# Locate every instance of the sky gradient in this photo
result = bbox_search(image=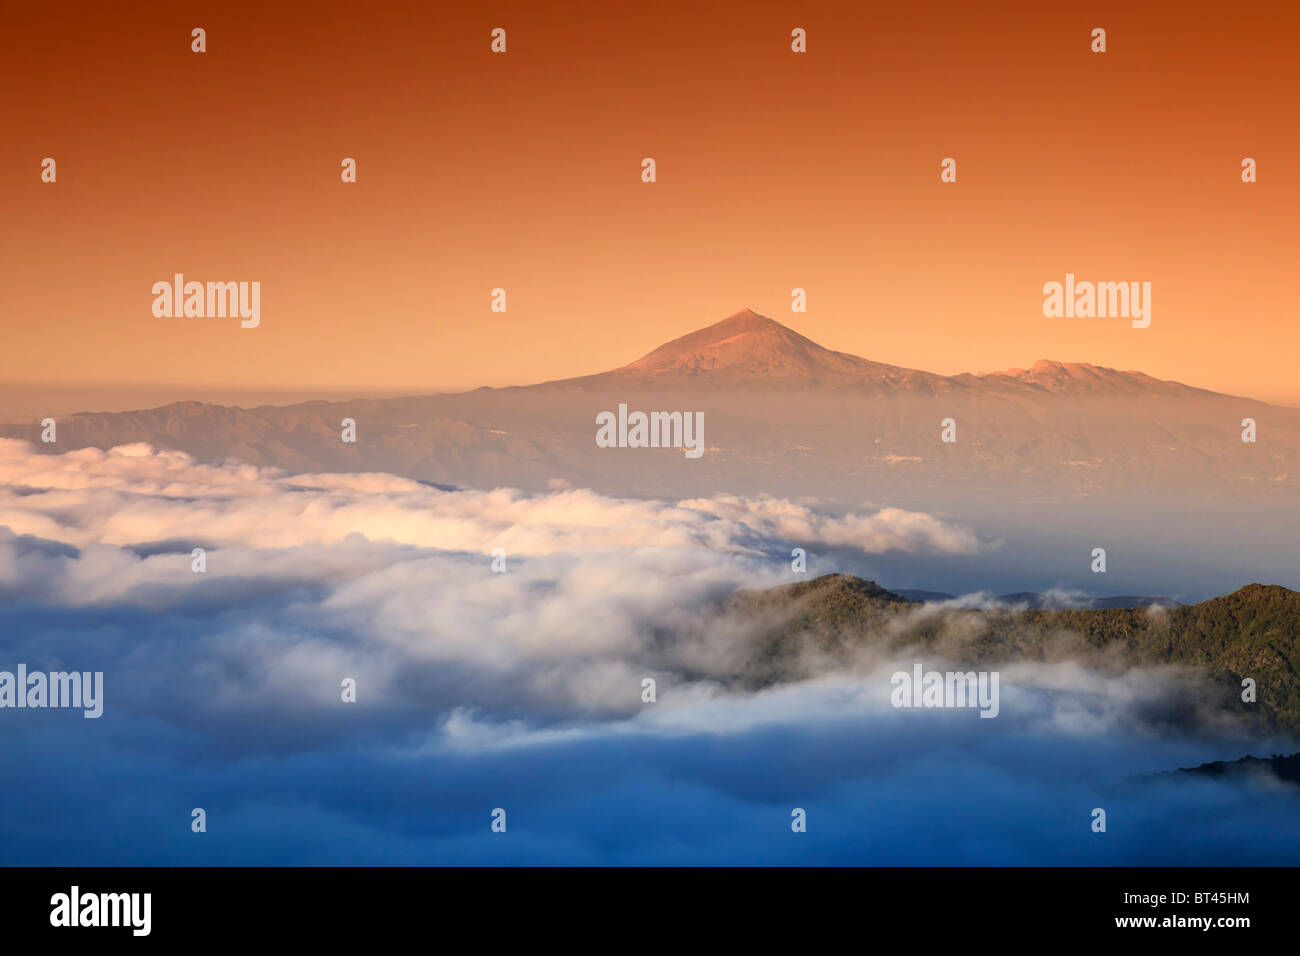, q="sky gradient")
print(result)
[4,0,1298,402]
